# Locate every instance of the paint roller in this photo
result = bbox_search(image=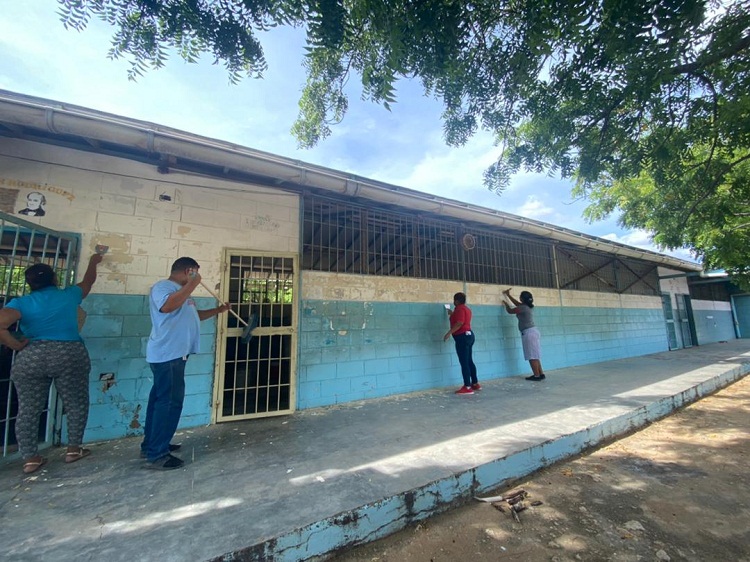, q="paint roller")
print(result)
[198,280,257,343]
